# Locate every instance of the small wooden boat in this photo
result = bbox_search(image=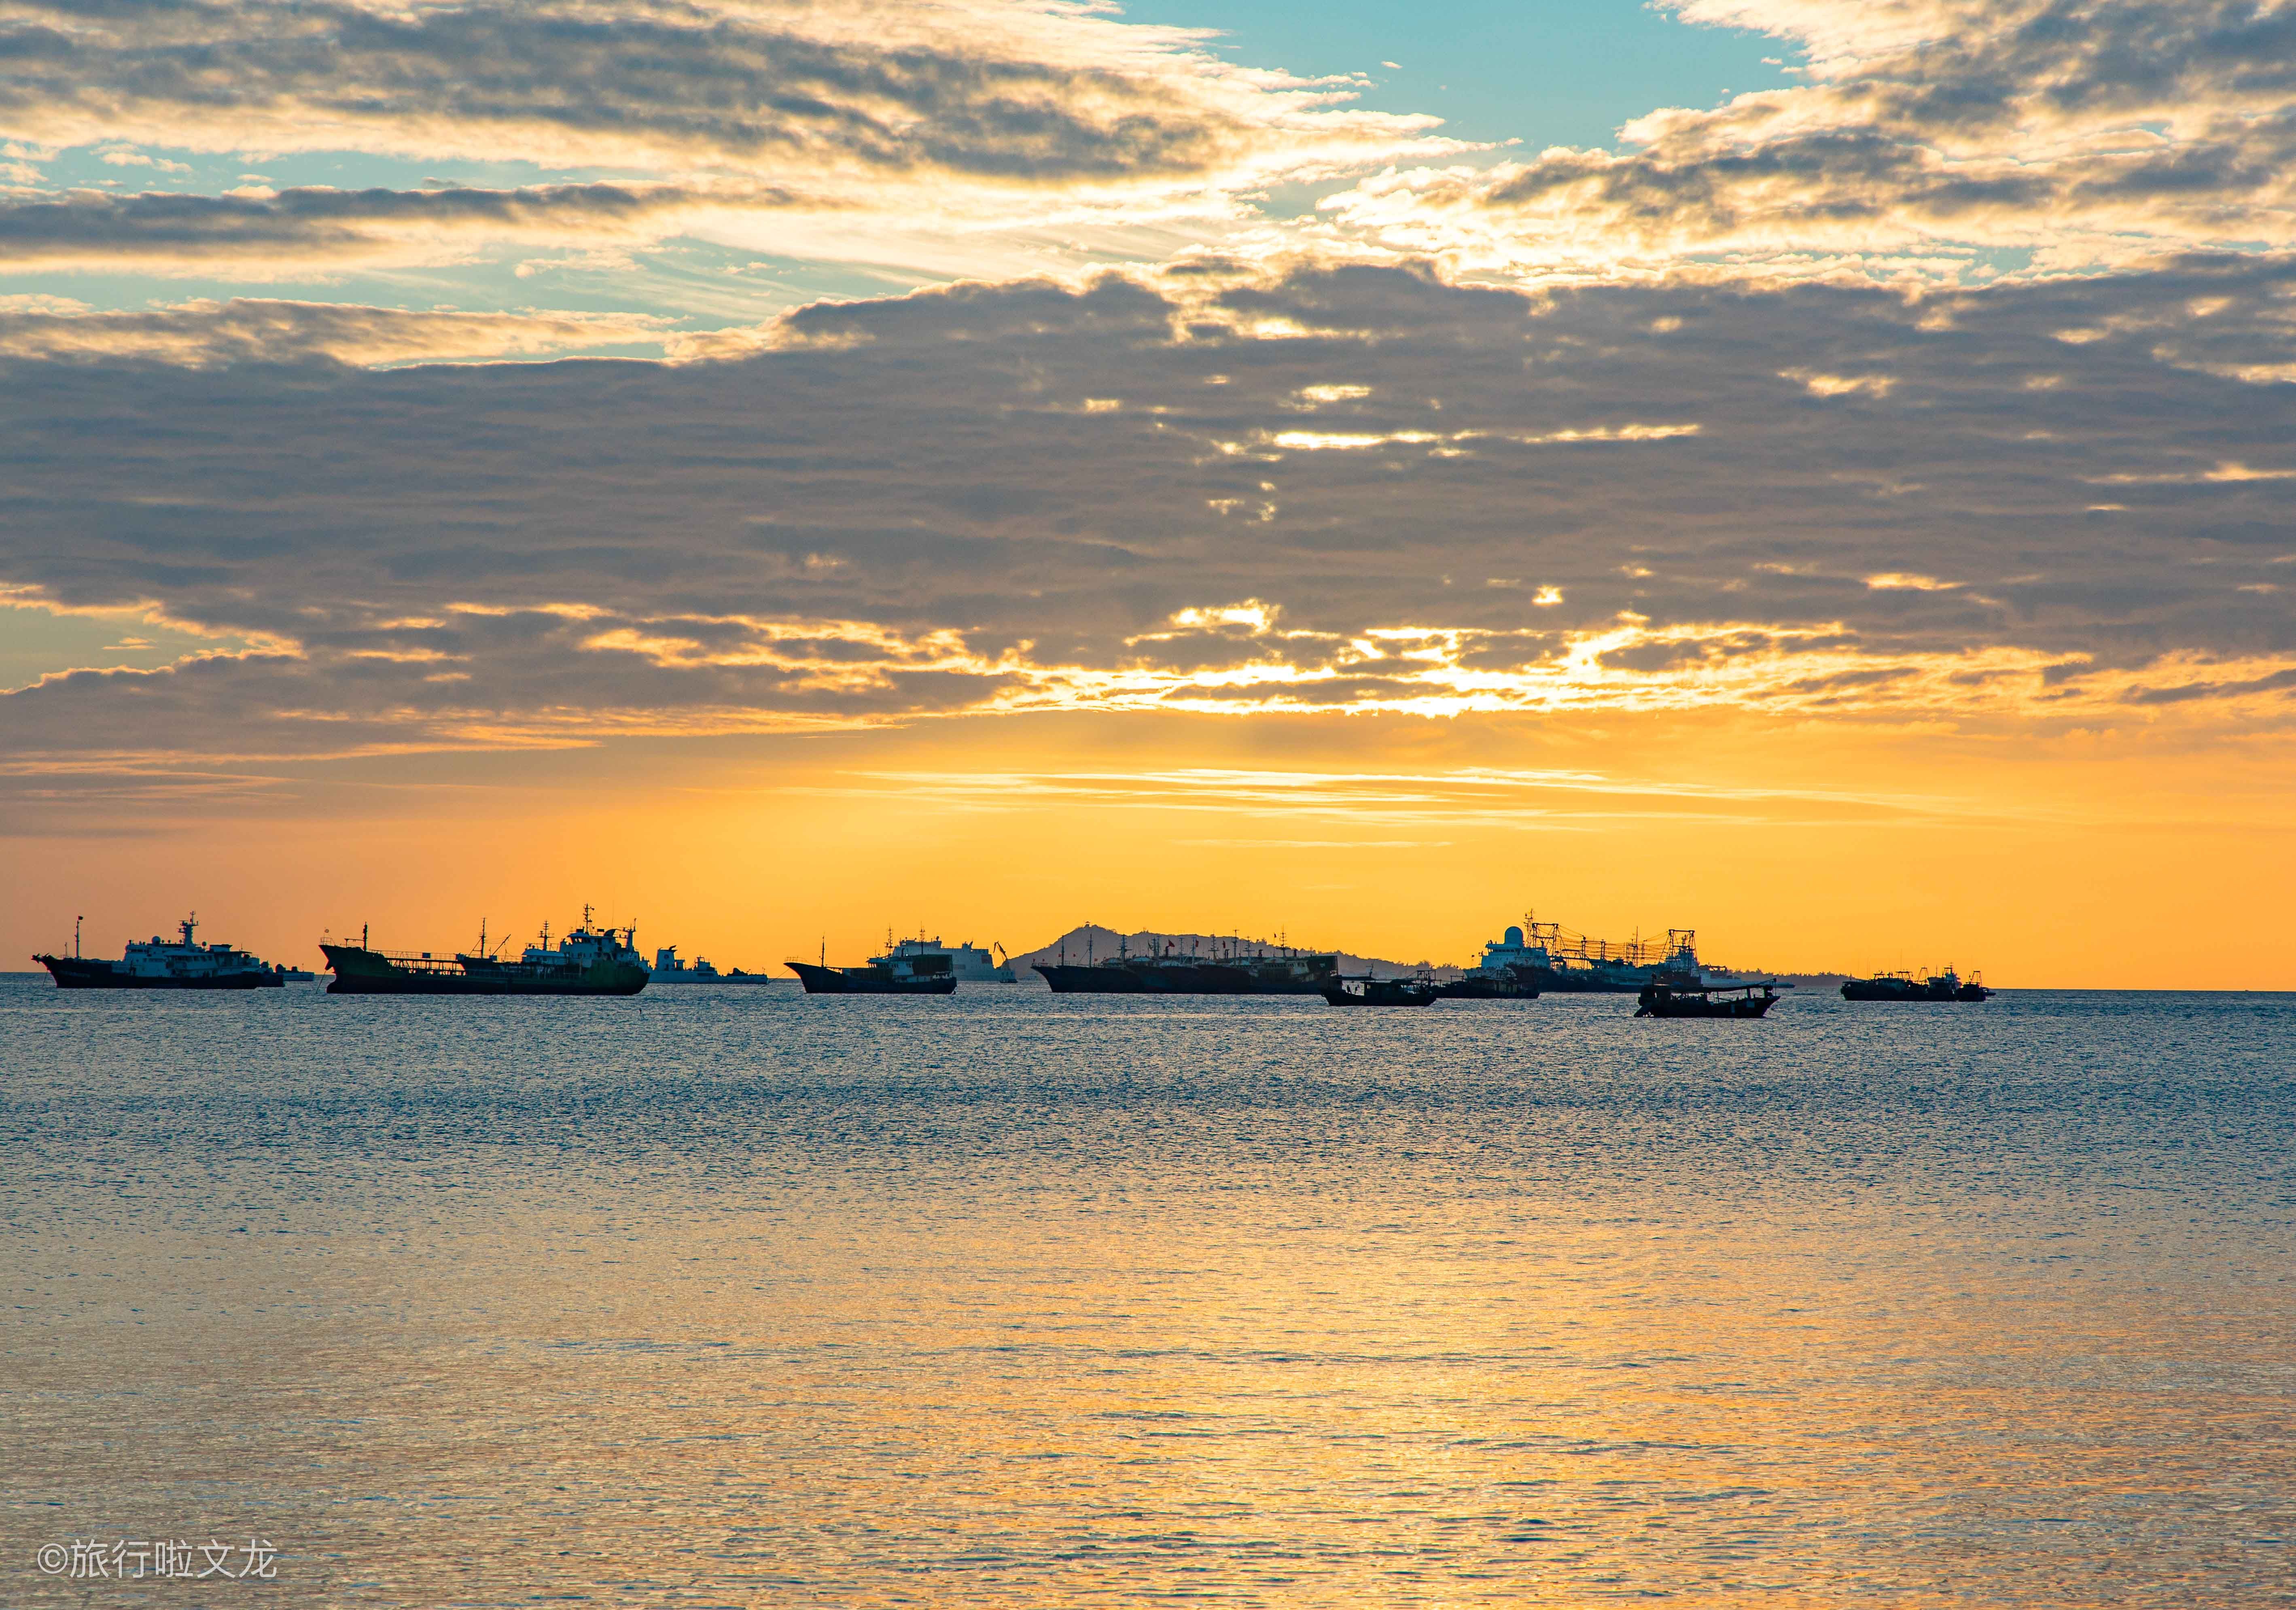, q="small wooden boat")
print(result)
[1321,975,1442,1007]
[1635,979,1780,1018]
